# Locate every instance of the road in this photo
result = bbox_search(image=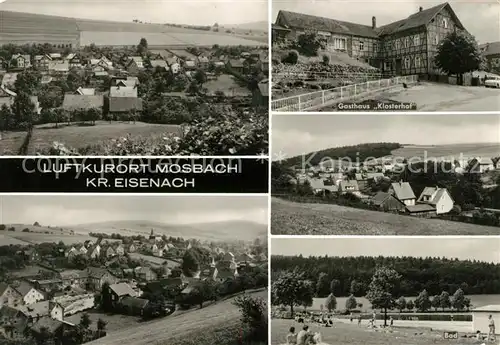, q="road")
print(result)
[86,289,267,345]
[377,83,500,112]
